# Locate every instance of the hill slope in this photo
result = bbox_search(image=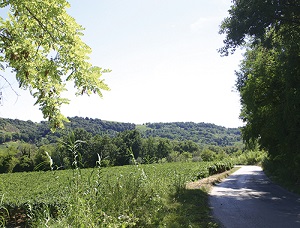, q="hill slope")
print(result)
[137,122,241,146]
[0,117,241,146]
